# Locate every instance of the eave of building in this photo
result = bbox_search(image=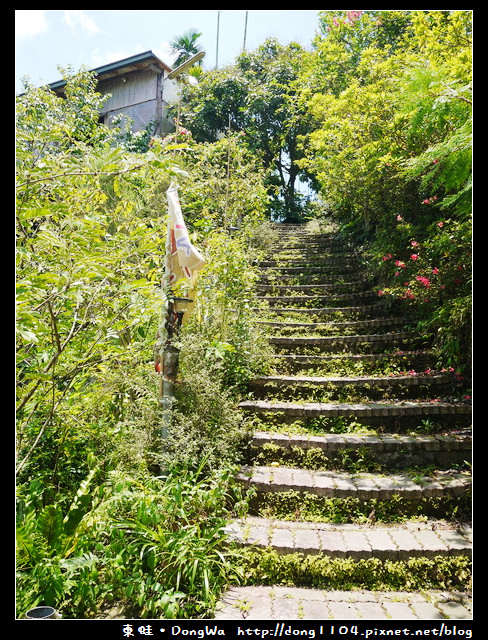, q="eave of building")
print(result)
[48,50,172,95]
